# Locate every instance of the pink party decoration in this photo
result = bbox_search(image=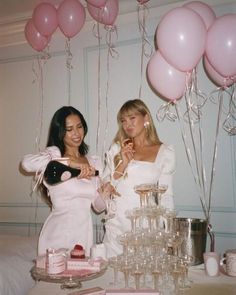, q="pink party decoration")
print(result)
[206,14,236,78]
[156,7,207,72]
[57,0,86,38]
[32,3,58,37]
[25,19,50,52]
[183,1,216,30]
[137,0,150,4]
[203,55,235,87]
[147,51,186,101]
[87,0,119,26]
[86,0,107,8]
